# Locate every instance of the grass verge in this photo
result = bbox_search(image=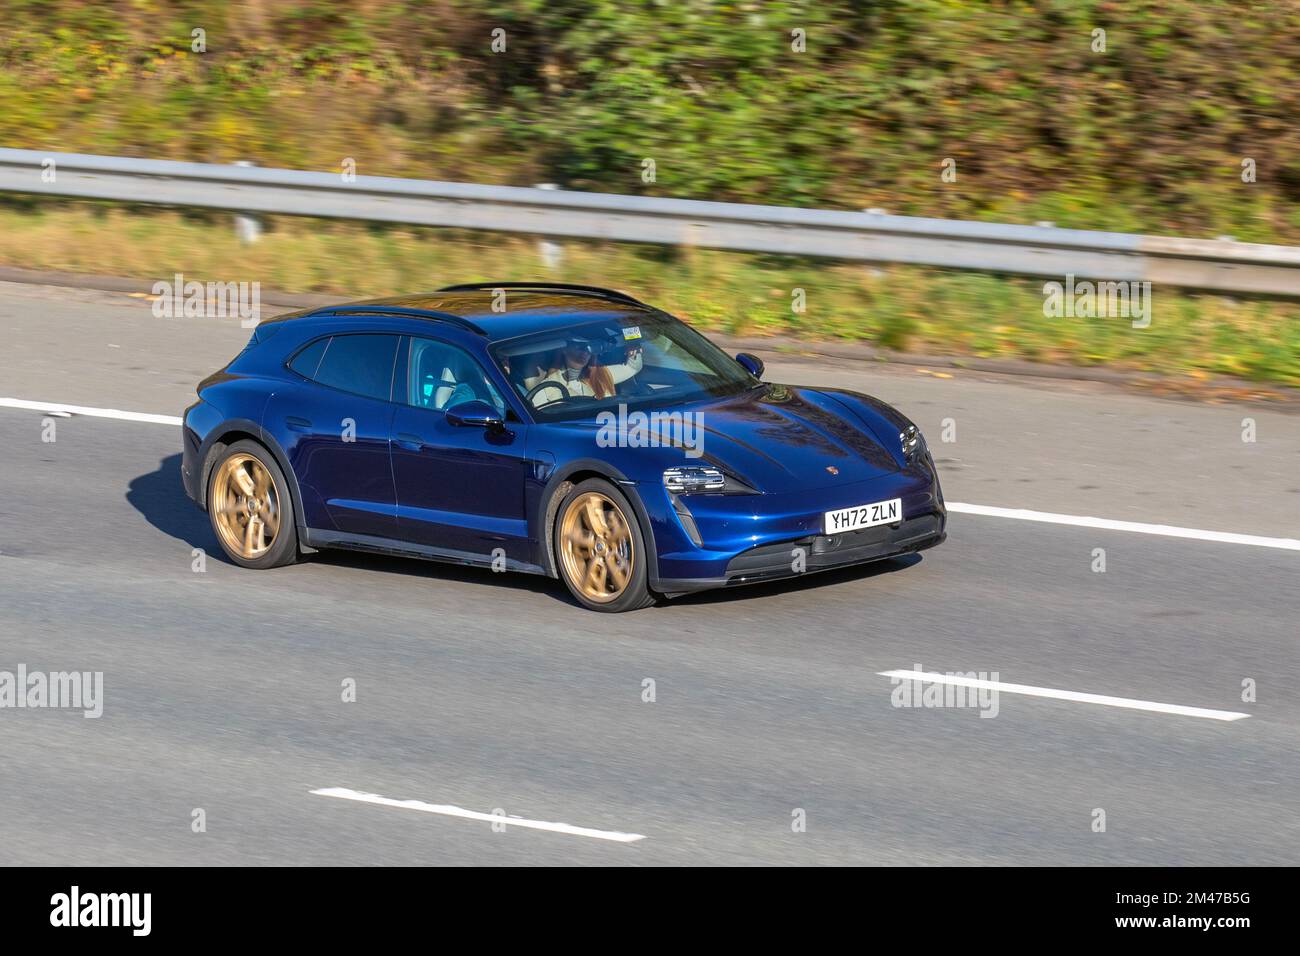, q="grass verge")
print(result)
[1,201,1296,387]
